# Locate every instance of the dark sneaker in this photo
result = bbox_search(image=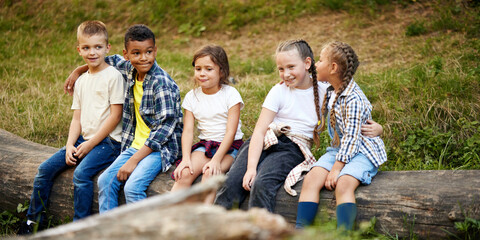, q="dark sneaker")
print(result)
[17,221,35,235]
